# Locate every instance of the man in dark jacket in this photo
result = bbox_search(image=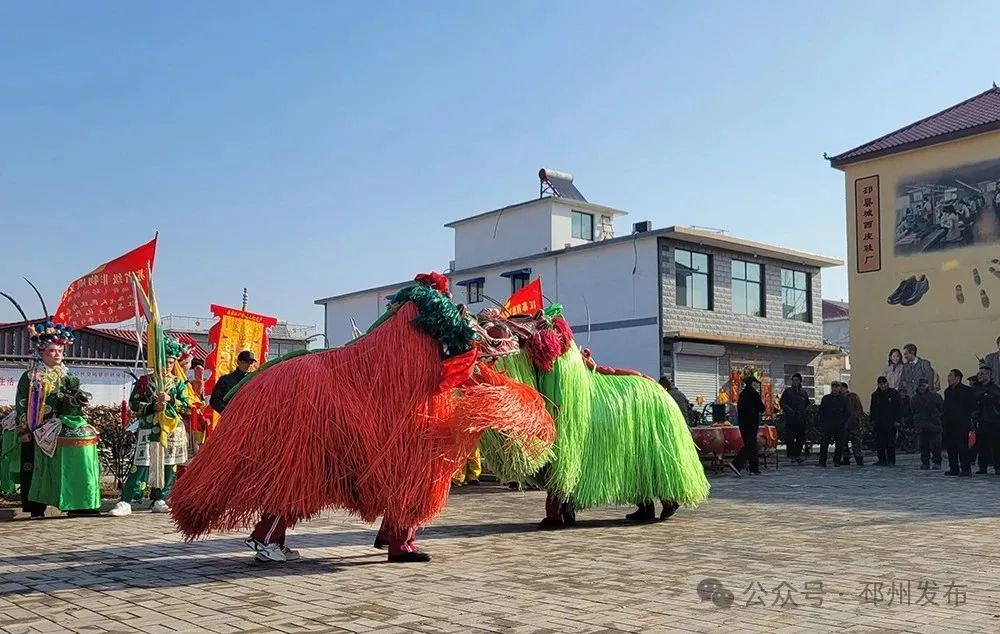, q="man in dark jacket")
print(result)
[780,373,811,464]
[870,377,902,466]
[818,382,849,467]
[911,378,943,470]
[729,378,765,476]
[943,369,976,476]
[659,376,693,425]
[974,365,1000,474]
[210,350,256,414]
